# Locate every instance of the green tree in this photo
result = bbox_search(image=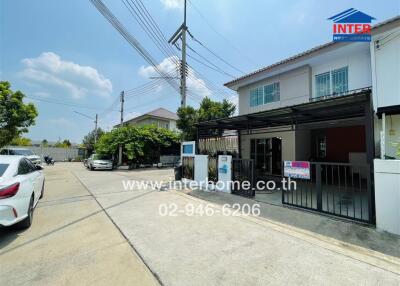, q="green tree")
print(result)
[176,105,198,141]
[54,139,71,148]
[11,137,32,146]
[0,81,38,148]
[63,139,71,148]
[95,125,180,164]
[82,128,104,154]
[41,139,49,147]
[176,97,236,141]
